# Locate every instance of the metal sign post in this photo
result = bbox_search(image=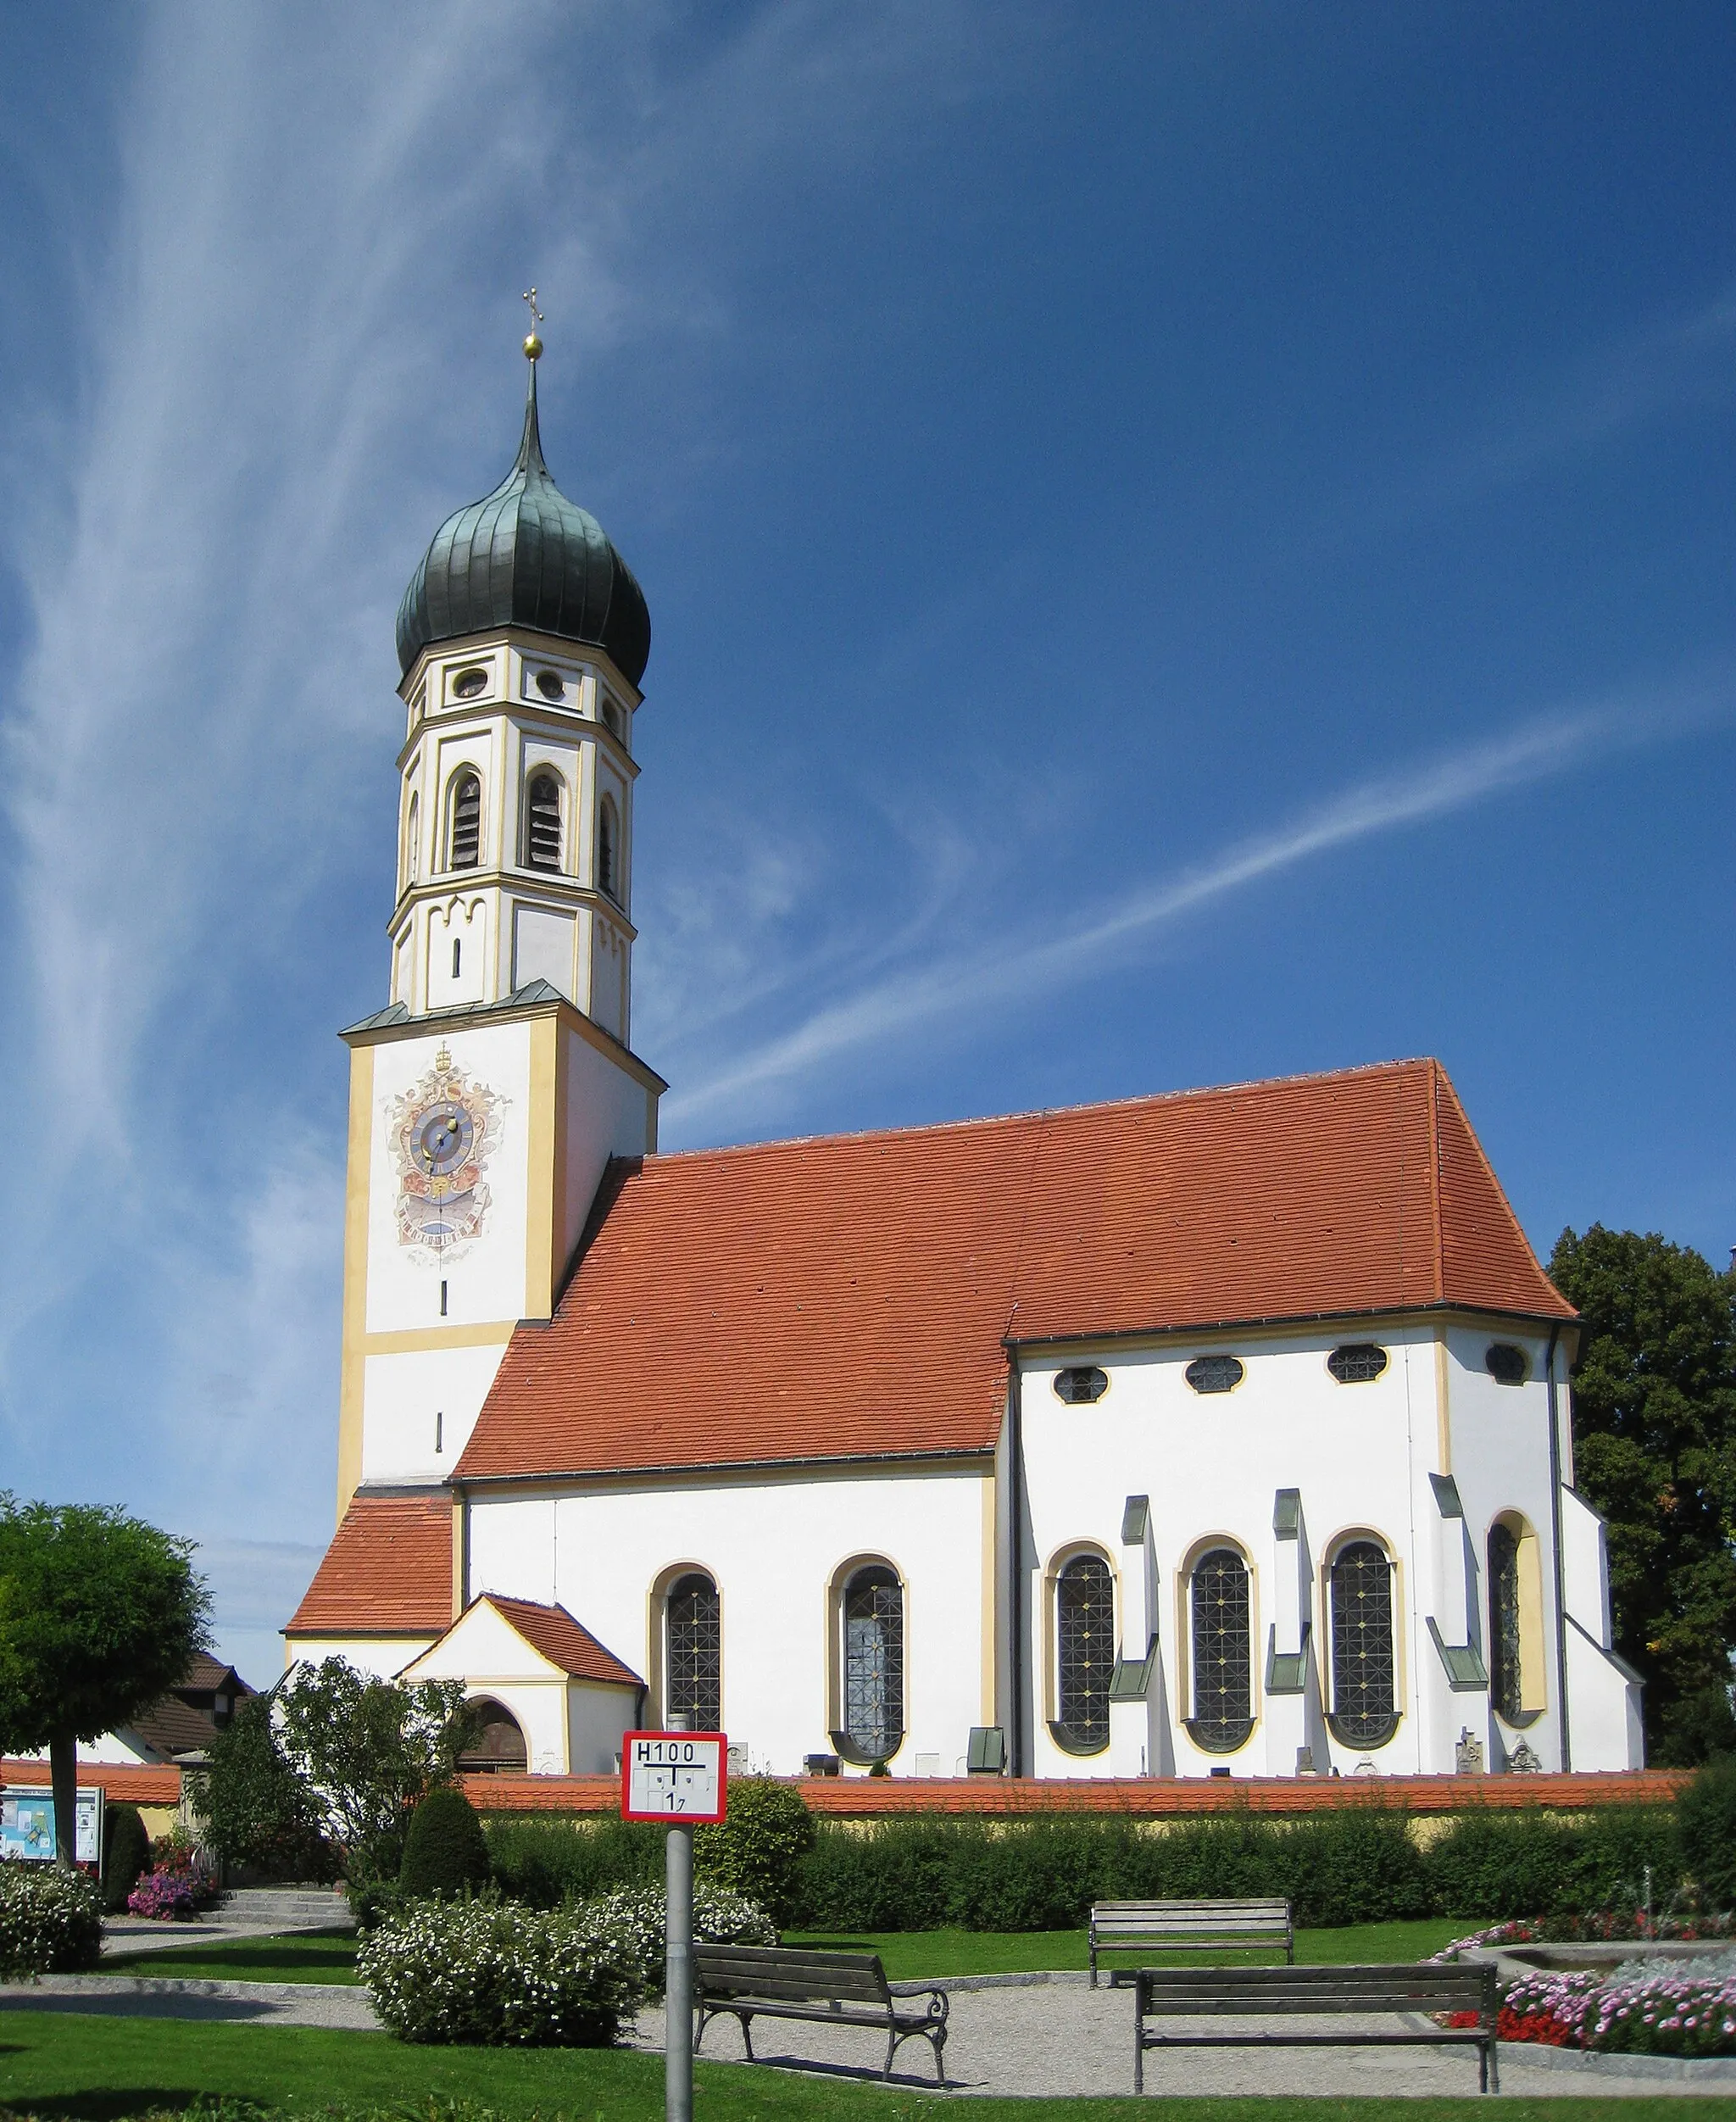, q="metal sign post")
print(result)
[620,1729,727,2122]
